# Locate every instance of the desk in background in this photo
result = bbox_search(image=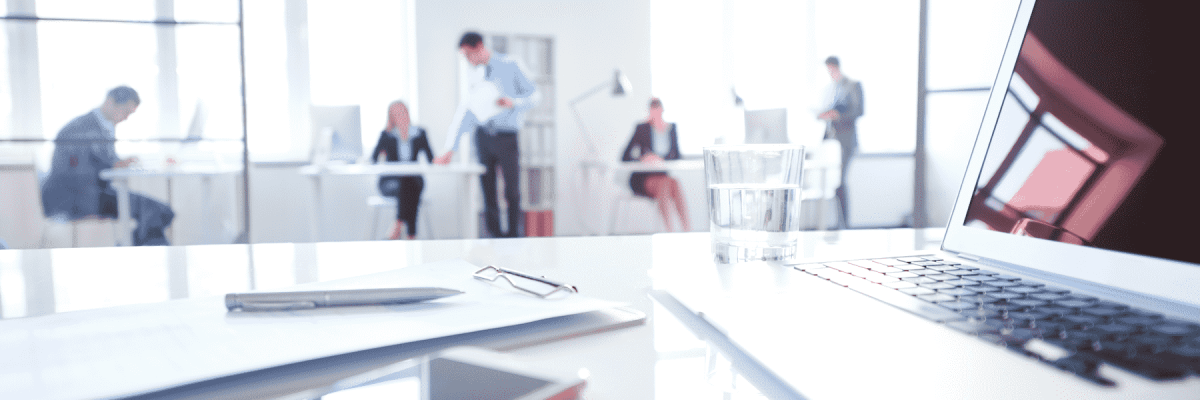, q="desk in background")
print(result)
[0,229,943,399]
[100,164,243,246]
[299,162,485,241]
[578,159,705,235]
